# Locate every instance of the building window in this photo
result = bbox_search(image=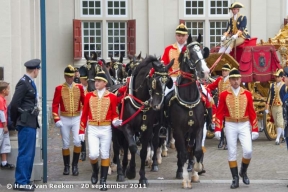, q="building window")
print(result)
[107,0,127,16]
[186,21,205,44]
[107,22,126,57]
[185,0,204,15]
[82,21,102,57]
[210,0,229,15]
[209,21,227,48]
[81,0,101,16]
